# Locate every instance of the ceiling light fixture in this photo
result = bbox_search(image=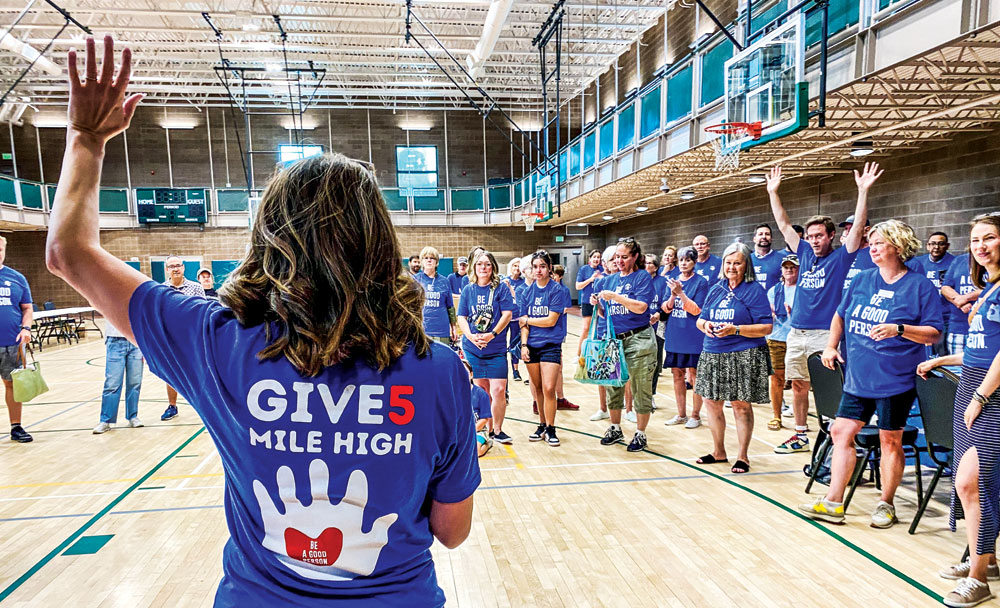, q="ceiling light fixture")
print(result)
[577,222,587,226]
[400,122,432,131]
[747,174,766,183]
[32,113,67,128]
[0,32,61,76]
[850,138,875,157]
[680,191,695,200]
[635,205,648,212]
[602,214,613,220]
